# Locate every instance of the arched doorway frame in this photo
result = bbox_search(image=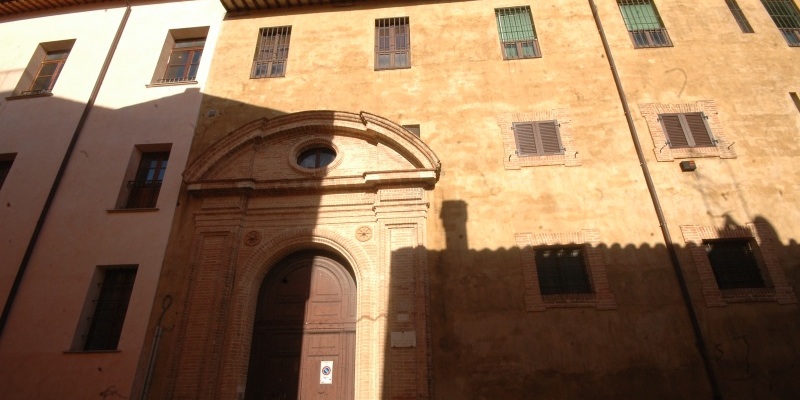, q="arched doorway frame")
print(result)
[165,110,440,400]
